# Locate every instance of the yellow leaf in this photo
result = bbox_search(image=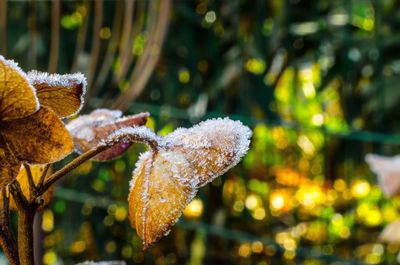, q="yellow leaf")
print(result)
[0,55,39,121]
[28,71,86,118]
[1,107,73,164]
